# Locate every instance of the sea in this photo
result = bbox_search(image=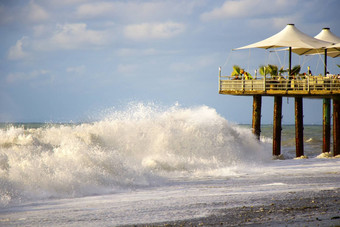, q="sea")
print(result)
[0,103,339,226]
